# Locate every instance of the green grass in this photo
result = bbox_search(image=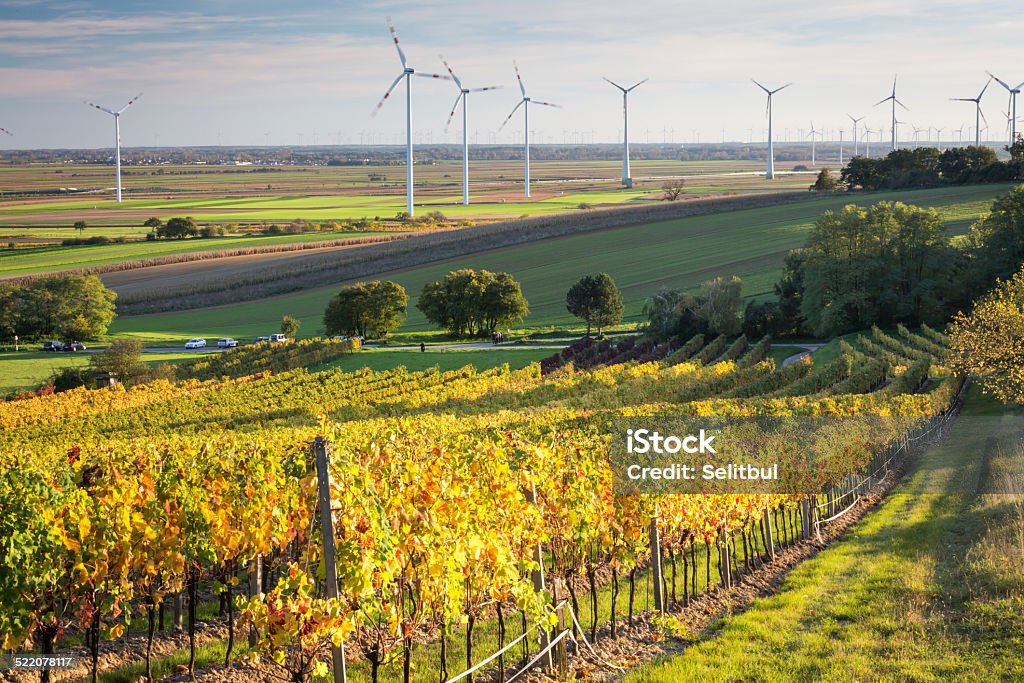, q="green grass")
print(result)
[622,385,1024,682]
[110,184,1009,345]
[0,348,218,395]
